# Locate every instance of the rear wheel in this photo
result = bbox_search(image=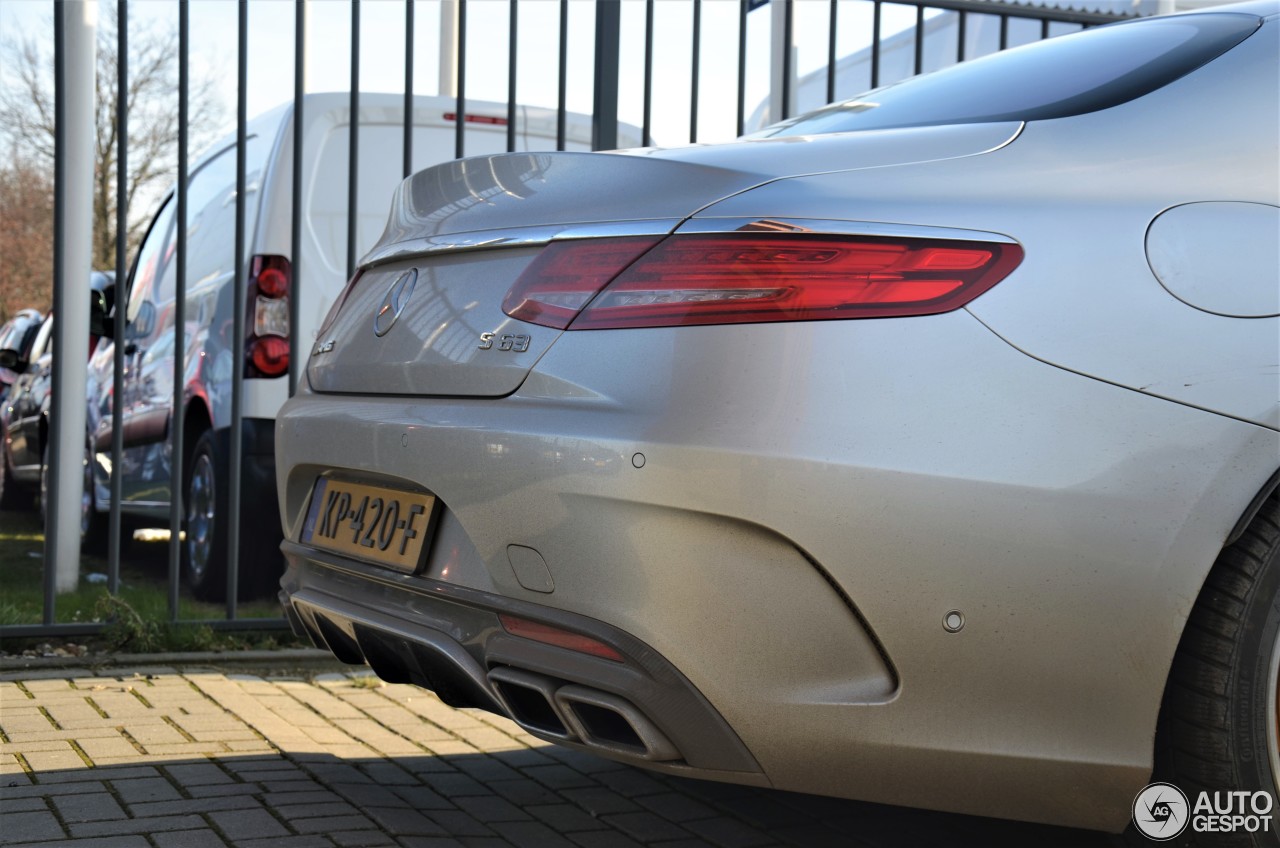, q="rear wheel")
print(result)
[38,439,106,551]
[0,448,33,510]
[182,428,282,602]
[79,441,106,553]
[1149,490,1280,846]
[183,430,228,601]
